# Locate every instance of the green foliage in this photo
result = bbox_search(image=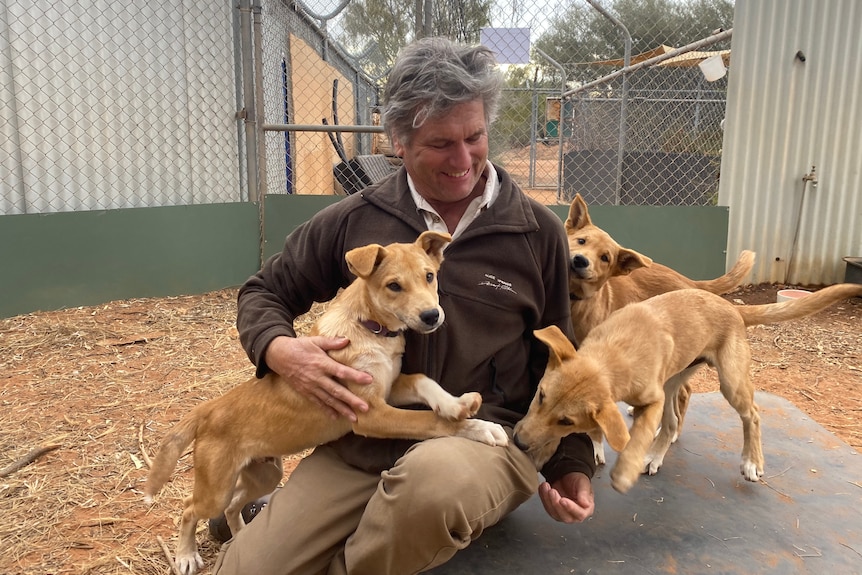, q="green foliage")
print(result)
[339,0,492,74]
[533,0,734,84]
[493,89,535,149]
